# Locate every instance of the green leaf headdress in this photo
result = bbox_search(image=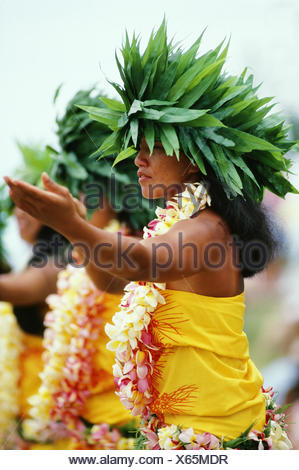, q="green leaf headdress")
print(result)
[0,143,55,268]
[53,87,155,229]
[79,19,298,202]
[0,184,11,270]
